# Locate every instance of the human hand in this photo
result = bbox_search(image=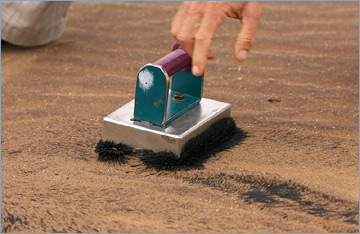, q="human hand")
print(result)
[171,1,261,76]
